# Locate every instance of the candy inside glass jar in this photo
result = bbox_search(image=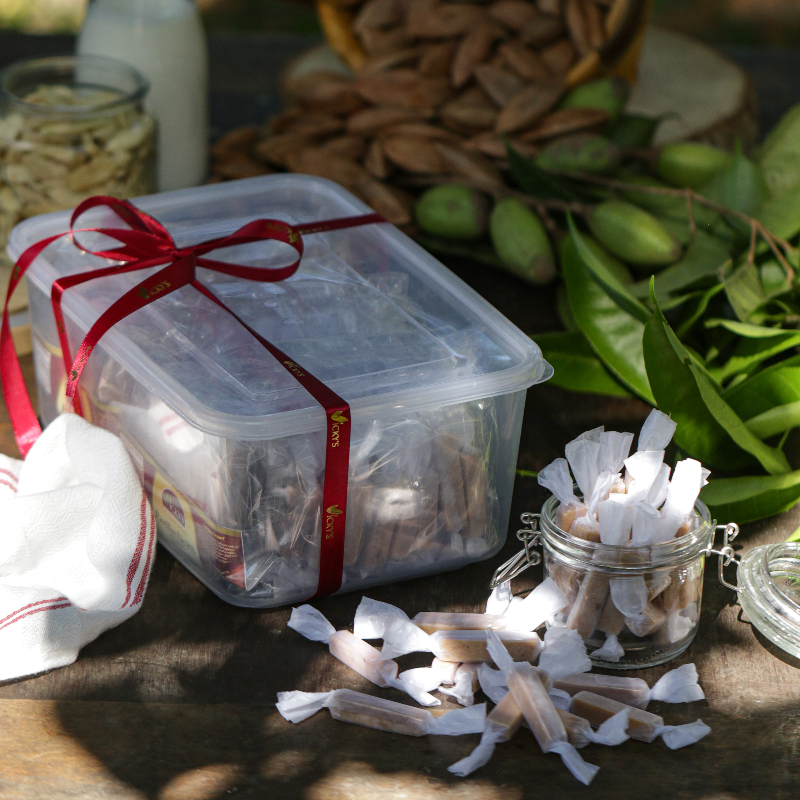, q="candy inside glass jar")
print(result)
[538,493,715,669]
[0,55,155,266]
